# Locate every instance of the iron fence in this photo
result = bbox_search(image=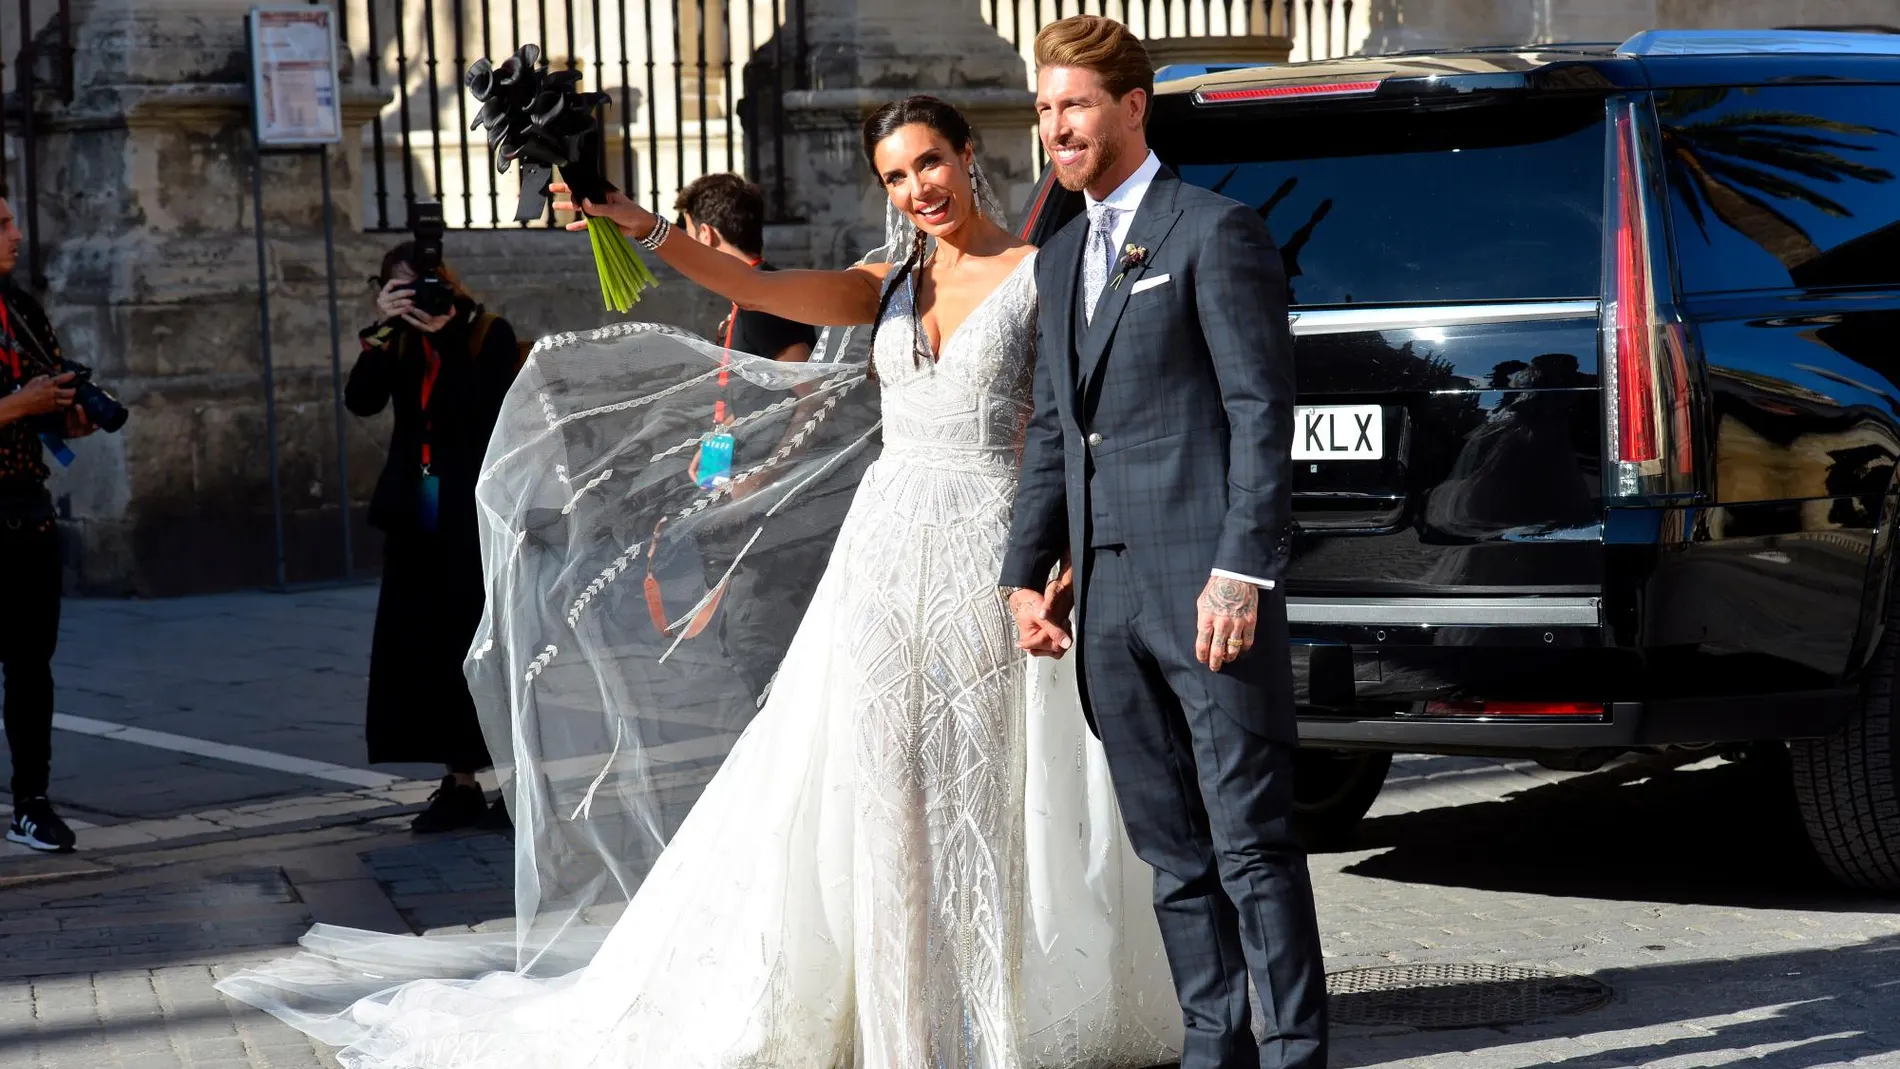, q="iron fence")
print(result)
[347,0,805,230]
[349,0,1363,233]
